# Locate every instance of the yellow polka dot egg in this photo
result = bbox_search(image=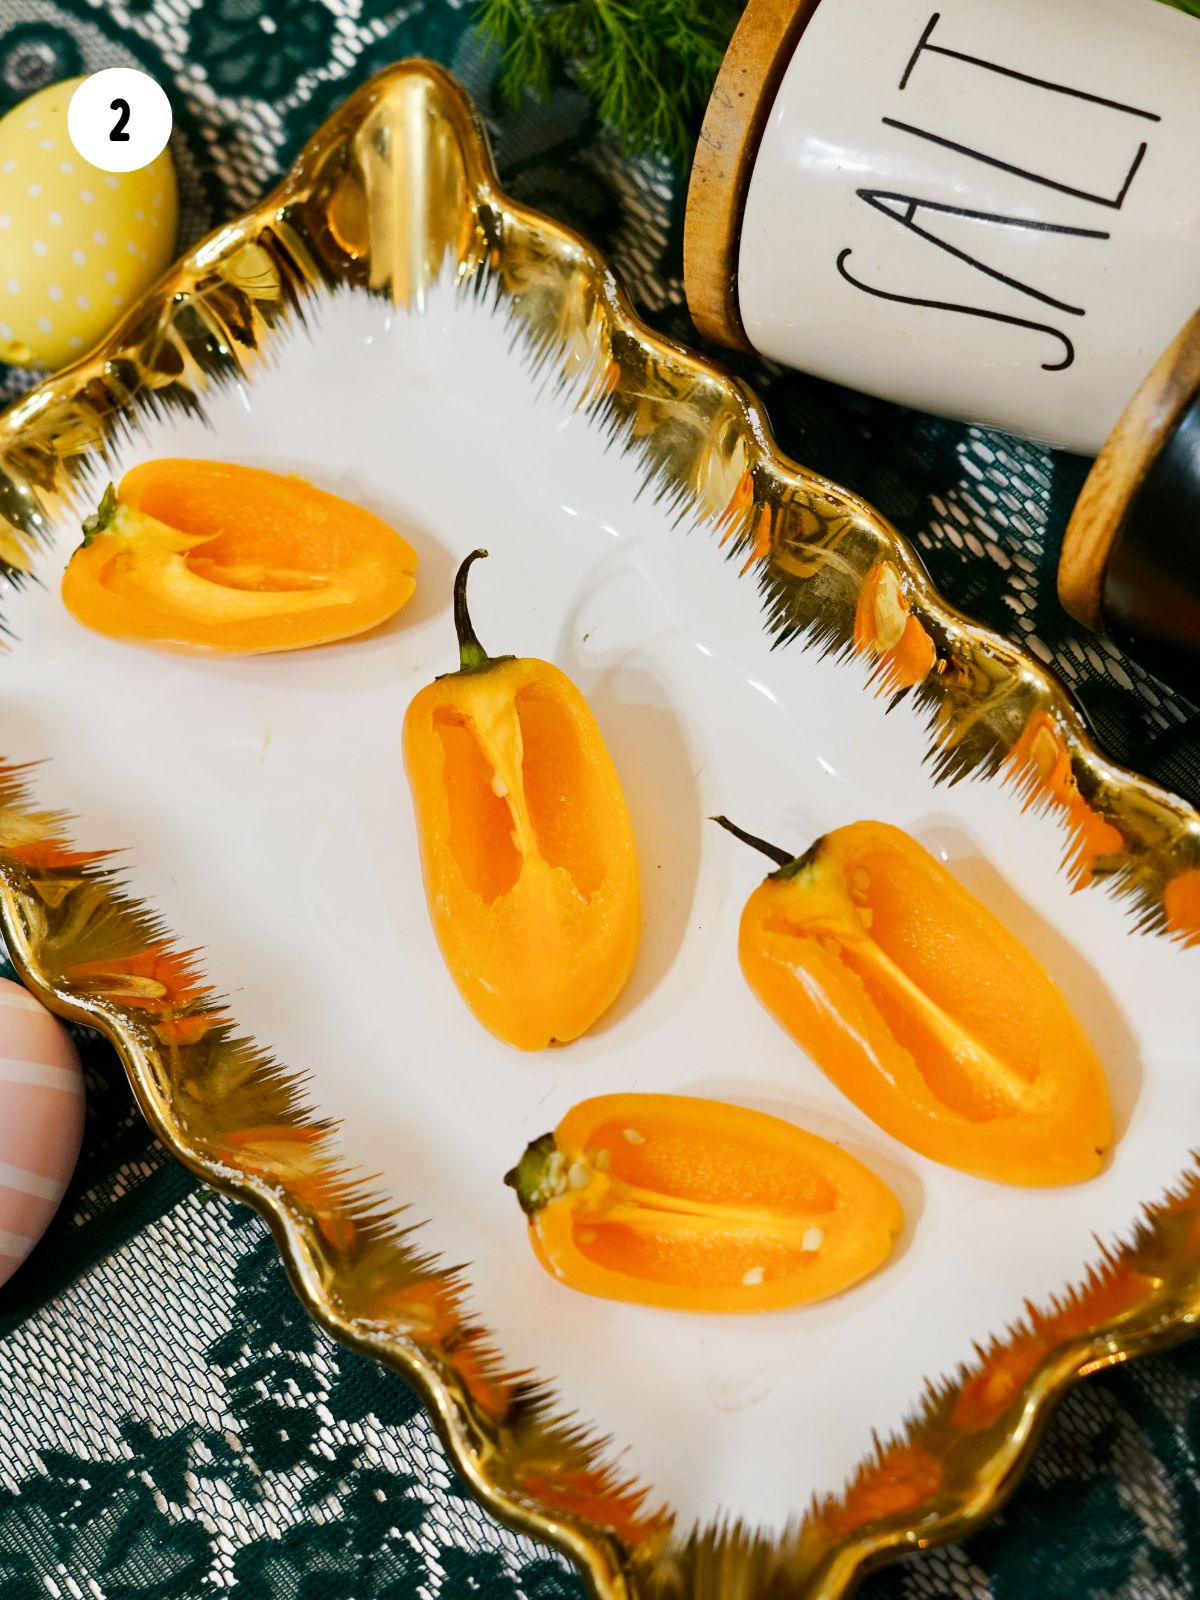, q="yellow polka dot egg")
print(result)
[0,77,177,371]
